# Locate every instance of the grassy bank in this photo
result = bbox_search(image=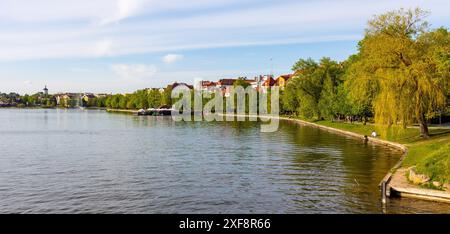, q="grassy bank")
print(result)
[288,117,450,185]
[403,133,450,184]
